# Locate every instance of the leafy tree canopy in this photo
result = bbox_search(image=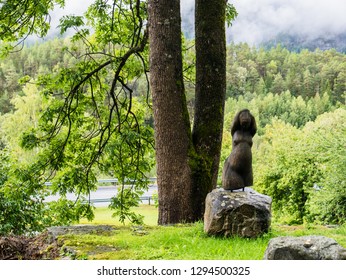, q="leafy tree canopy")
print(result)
[1,0,154,235]
[254,108,346,224]
[0,0,65,55]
